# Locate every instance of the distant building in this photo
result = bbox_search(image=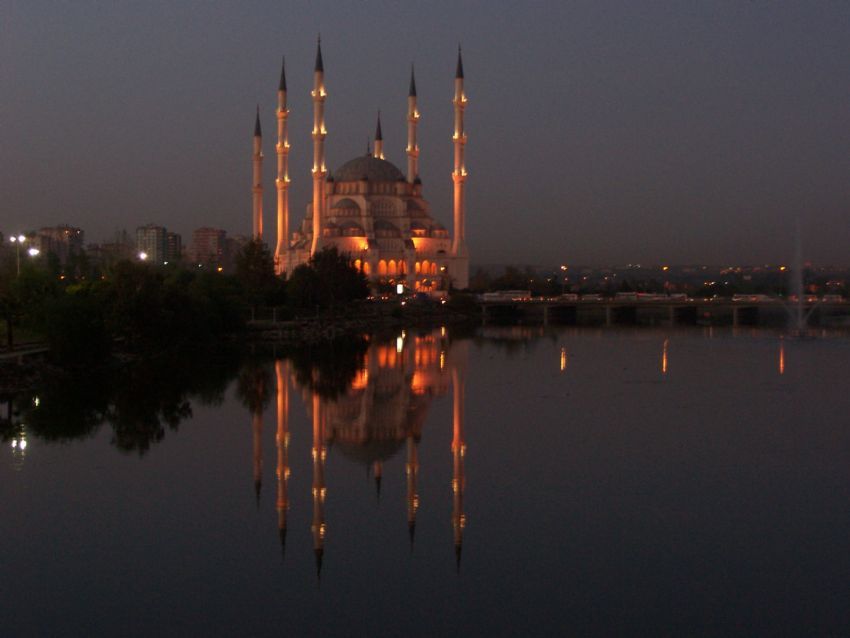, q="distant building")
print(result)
[136,224,168,264]
[166,231,182,263]
[34,225,85,265]
[190,227,228,267]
